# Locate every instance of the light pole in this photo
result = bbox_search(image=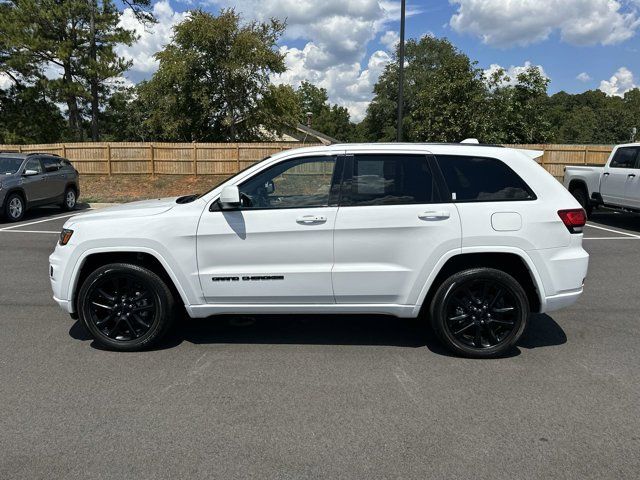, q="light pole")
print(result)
[396,0,406,142]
